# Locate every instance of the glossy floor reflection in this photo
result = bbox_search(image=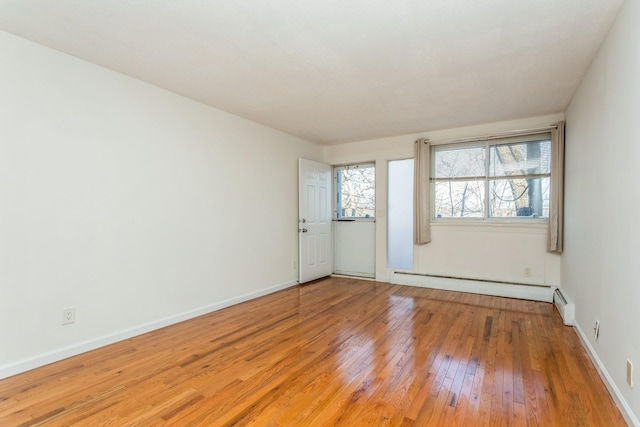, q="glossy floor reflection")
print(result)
[0,277,626,426]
